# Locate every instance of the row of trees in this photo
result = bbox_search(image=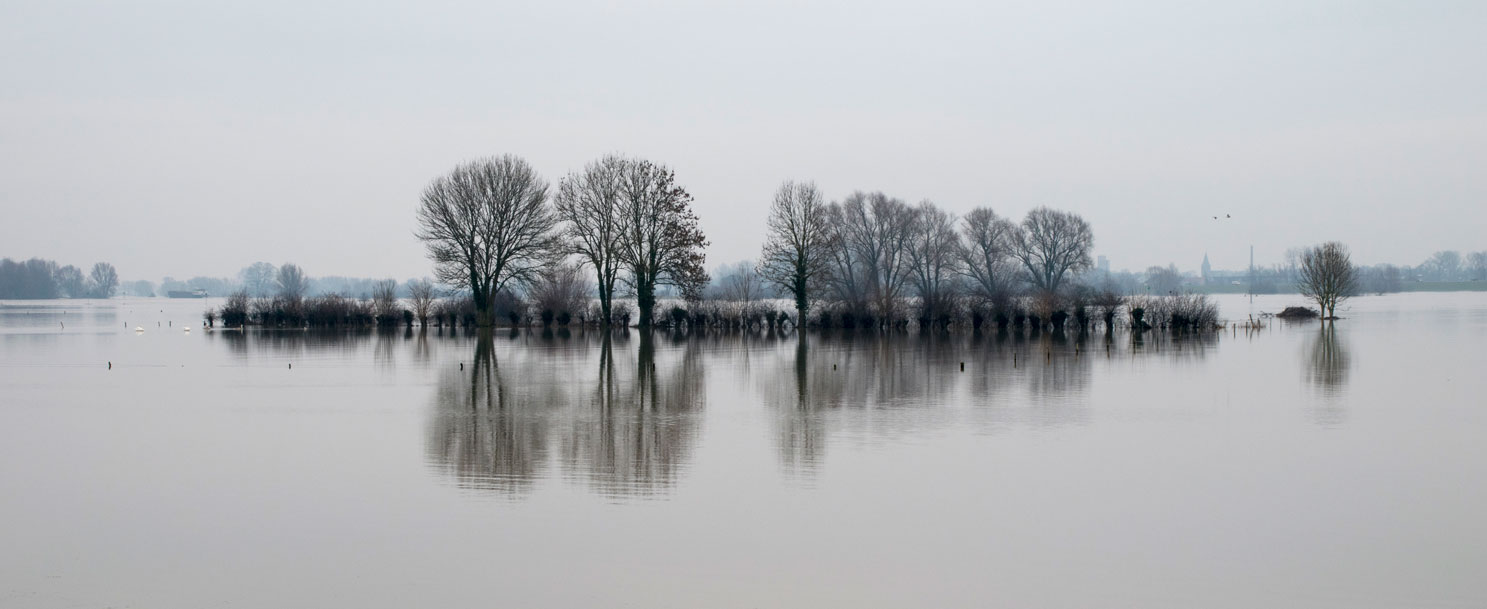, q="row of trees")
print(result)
[414,156,1106,330]
[0,258,117,299]
[757,180,1095,325]
[416,155,708,328]
[411,154,1457,331]
[1414,250,1487,282]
